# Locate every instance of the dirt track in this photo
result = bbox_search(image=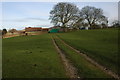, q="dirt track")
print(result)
[52,37,80,78]
[56,36,120,80]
